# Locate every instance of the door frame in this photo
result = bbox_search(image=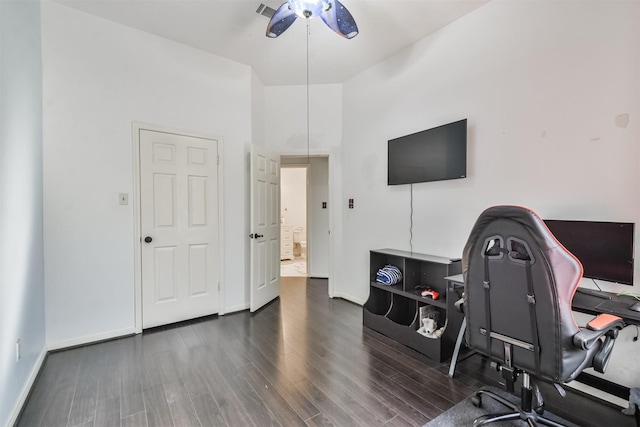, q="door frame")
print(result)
[132,122,225,333]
